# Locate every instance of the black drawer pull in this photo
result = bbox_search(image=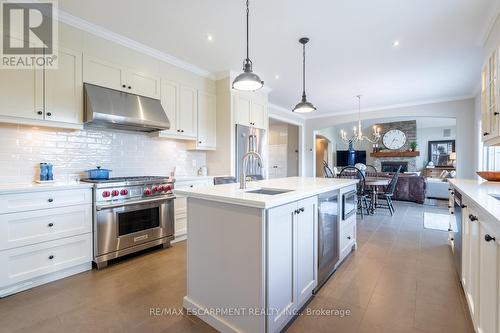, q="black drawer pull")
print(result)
[299,207,305,212]
[461,204,467,208]
[347,236,352,240]
[48,223,54,227]
[46,112,52,117]
[122,84,126,88]
[48,255,54,260]
[485,234,496,242]
[37,111,43,115]
[48,198,54,203]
